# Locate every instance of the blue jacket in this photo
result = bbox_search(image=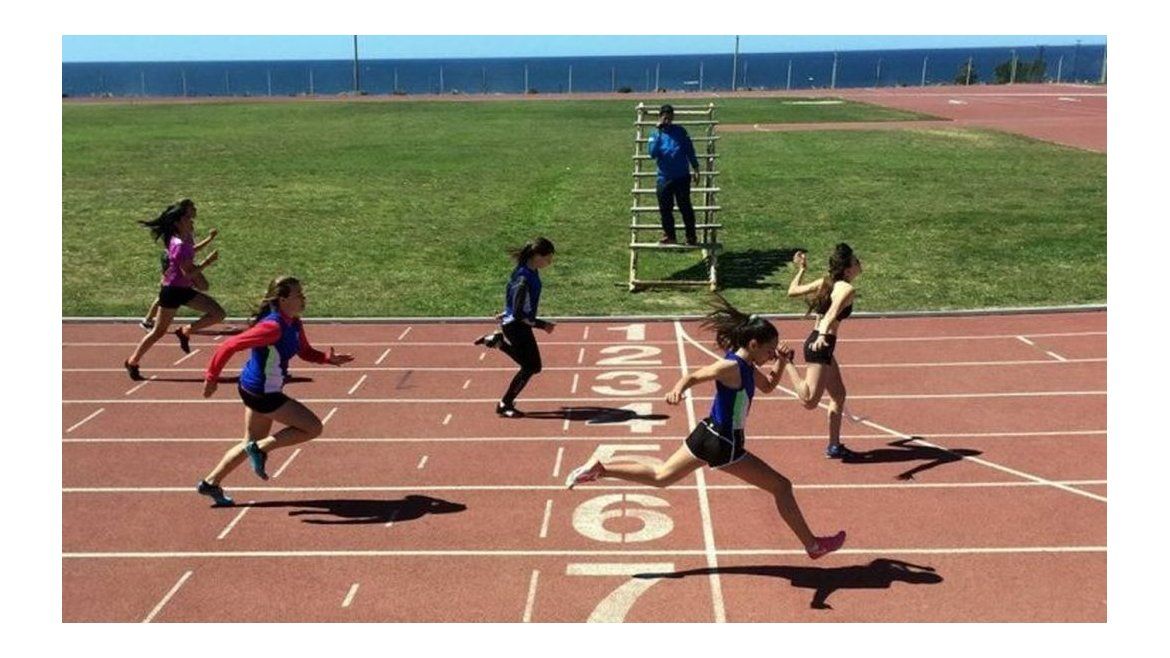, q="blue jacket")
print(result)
[647,124,700,182]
